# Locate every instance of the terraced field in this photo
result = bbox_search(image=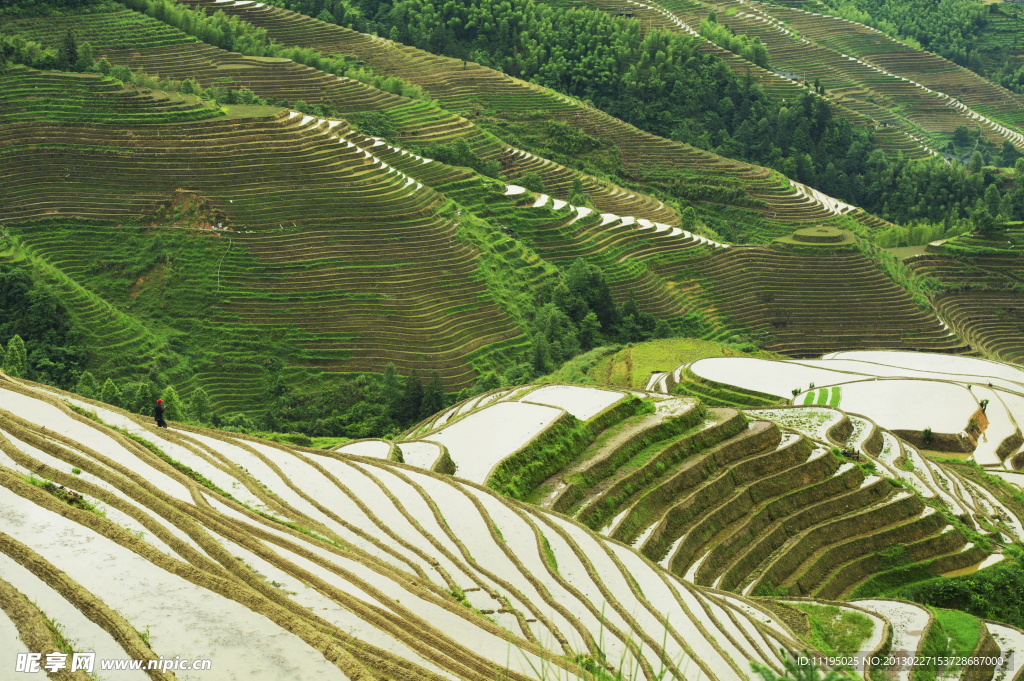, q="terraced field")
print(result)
[395,376,1024,608]
[0,61,947,409]
[7,343,1024,679]
[642,0,1024,151]
[905,232,1024,366]
[661,245,968,356]
[0,69,548,397]
[0,374,818,681]
[662,351,1024,469]
[166,0,888,232]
